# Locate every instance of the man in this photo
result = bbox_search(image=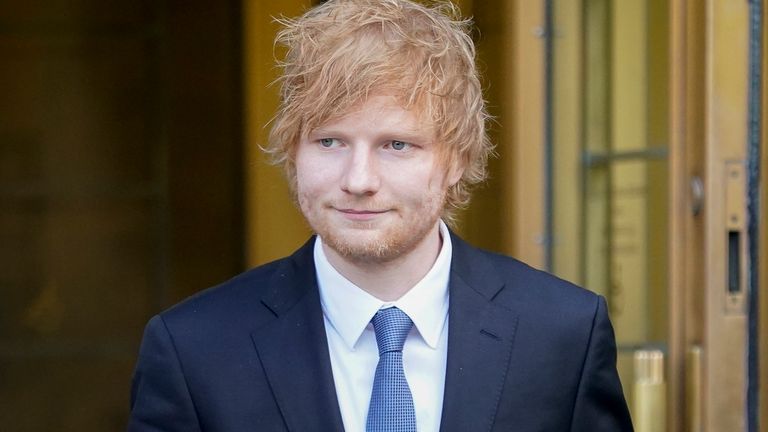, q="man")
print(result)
[128,0,633,431]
